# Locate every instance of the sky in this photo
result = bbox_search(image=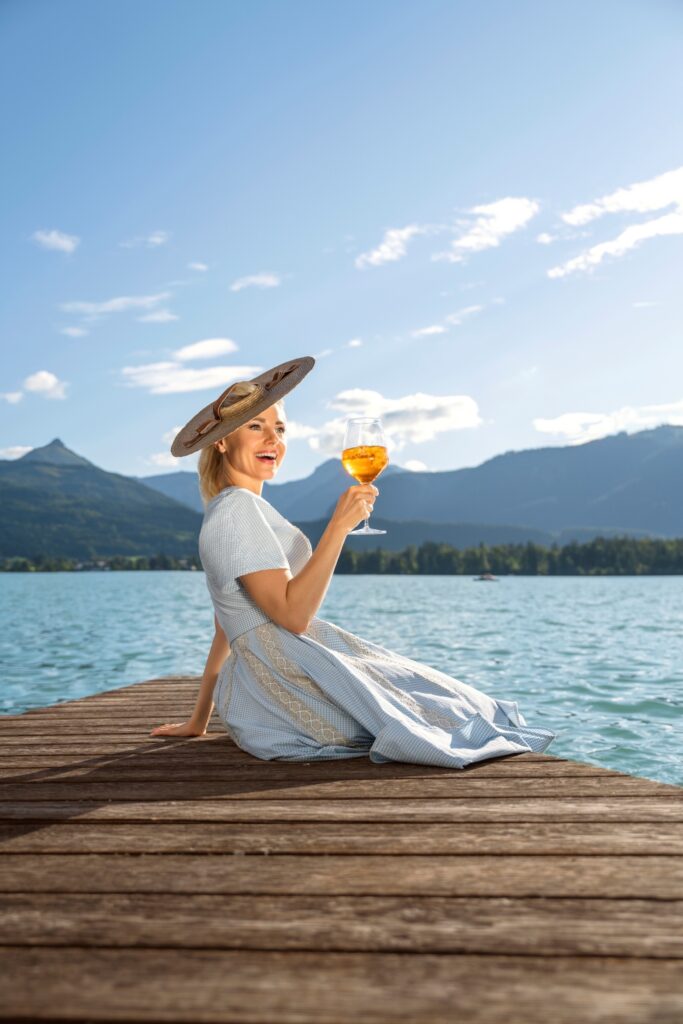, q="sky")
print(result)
[1,0,682,483]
